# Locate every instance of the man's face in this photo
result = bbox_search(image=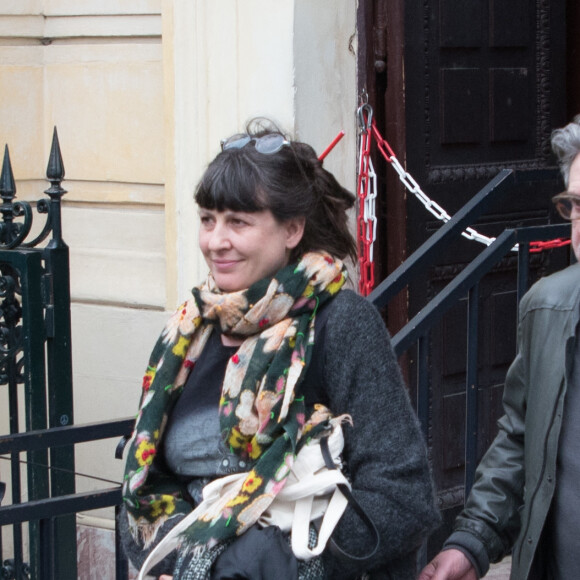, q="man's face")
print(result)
[568,153,580,261]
